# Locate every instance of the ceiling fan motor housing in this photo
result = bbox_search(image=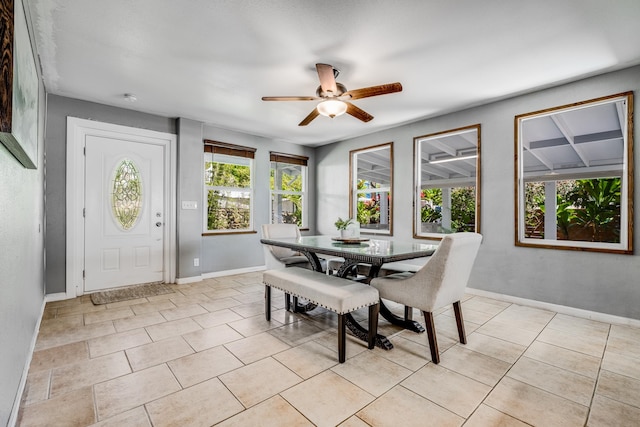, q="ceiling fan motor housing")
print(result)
[316,82,347,98]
